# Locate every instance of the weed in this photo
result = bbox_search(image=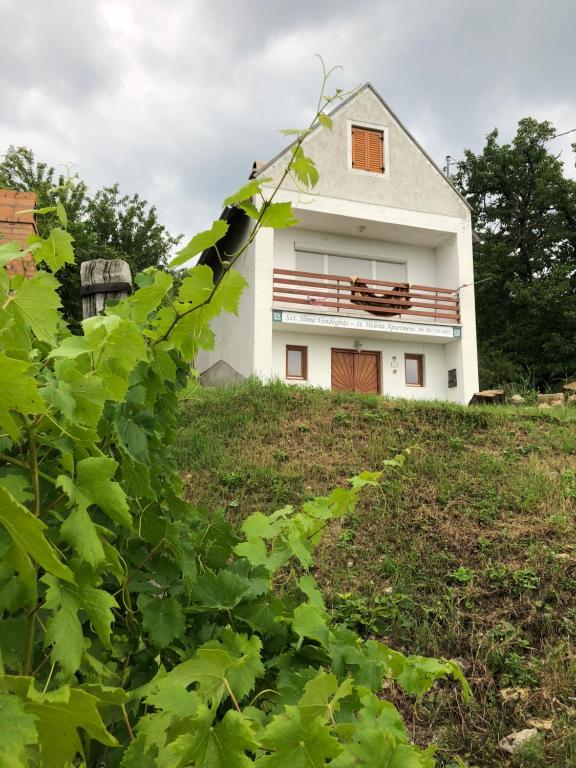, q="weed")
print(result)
[511,568,540,593]
[450,566,475,584]
[333,409,351,426]
[217,469,245,489]
[514,734,546,765]
[486,564,510,589]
